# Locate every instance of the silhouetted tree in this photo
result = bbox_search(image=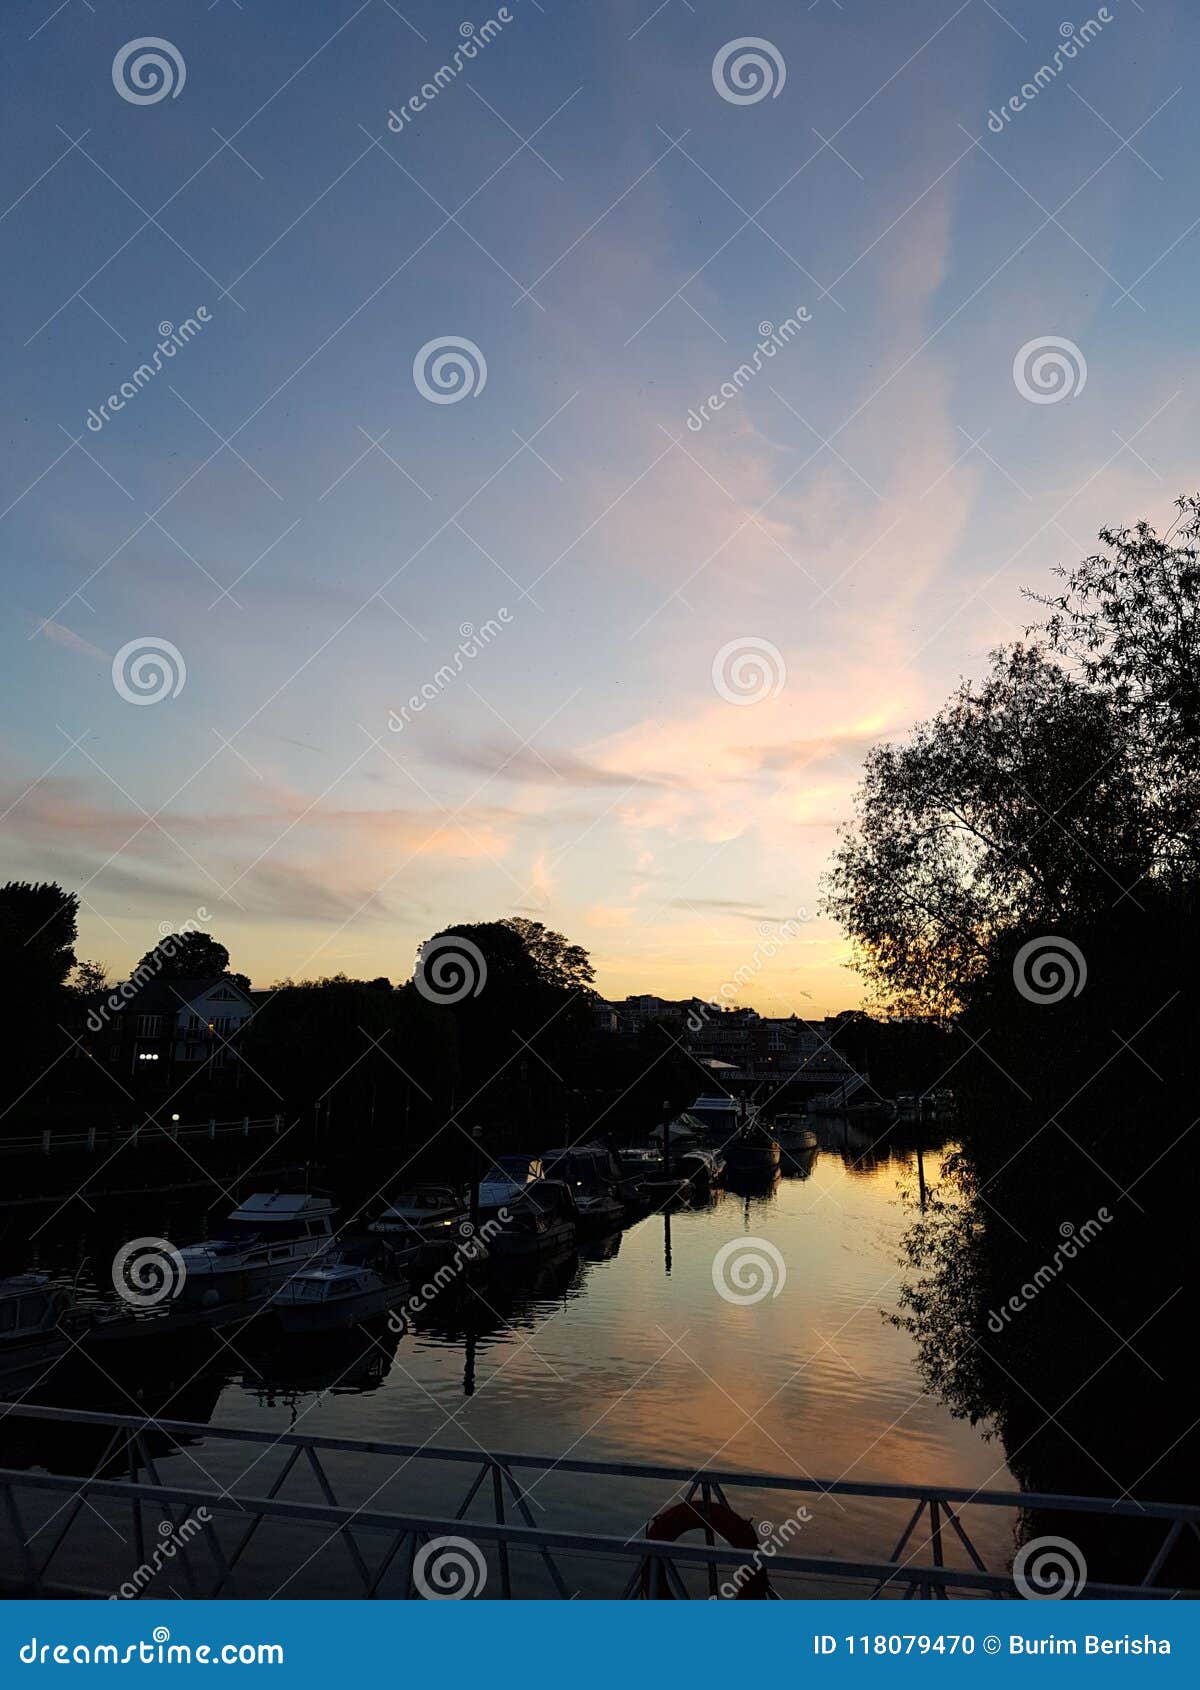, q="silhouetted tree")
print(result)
[0,881,79,1119]
[825,504,1200,1562]
[134,929,250,991]
[502,917,595,994]
[824,644,1148,1015]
